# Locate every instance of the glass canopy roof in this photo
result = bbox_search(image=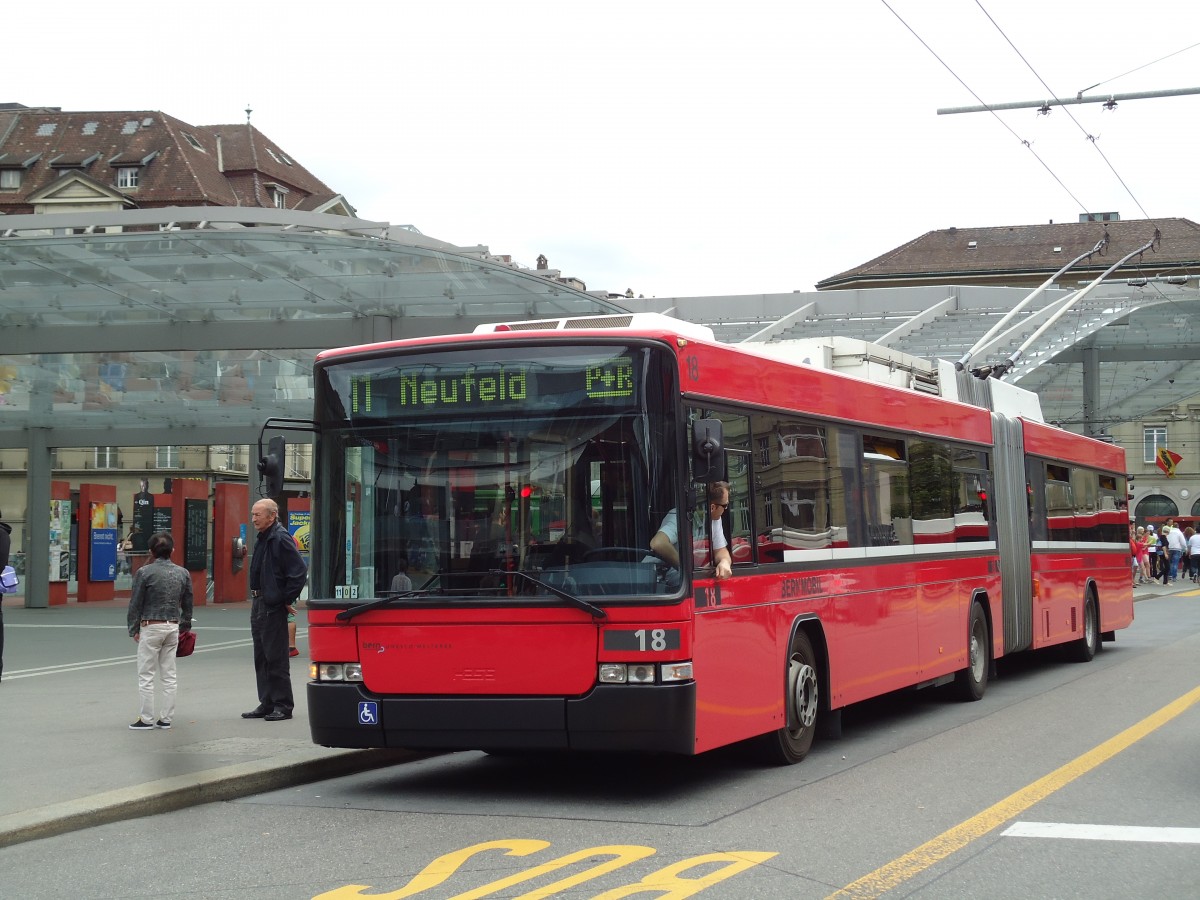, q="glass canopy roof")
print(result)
[2,207,1196,447]
[0,208,629,446]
